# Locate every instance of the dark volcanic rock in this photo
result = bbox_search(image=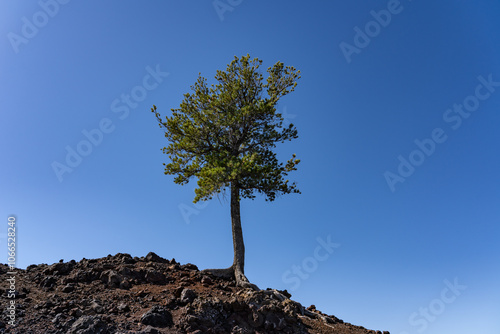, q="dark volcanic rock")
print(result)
[62,283,76,293]
[140,305,173,328]
[180,288,197,304]
[0,253,389,334]
[144,252,169,263]
[43,260,75,276]
[67,315,108,334]
[144,268,167,284]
